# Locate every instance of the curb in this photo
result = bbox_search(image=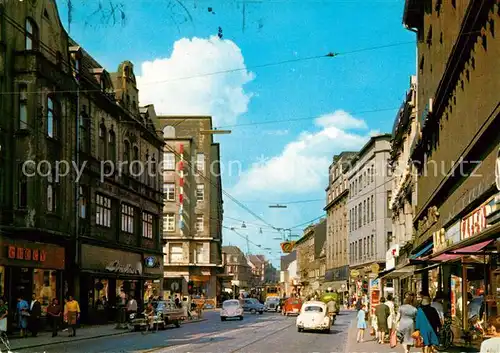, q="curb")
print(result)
[11,319,207,351]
